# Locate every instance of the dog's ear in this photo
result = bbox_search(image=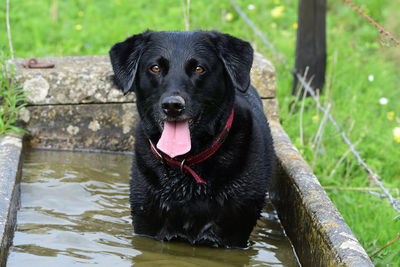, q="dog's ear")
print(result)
[109,31,150,95]
[210,31,254,92]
